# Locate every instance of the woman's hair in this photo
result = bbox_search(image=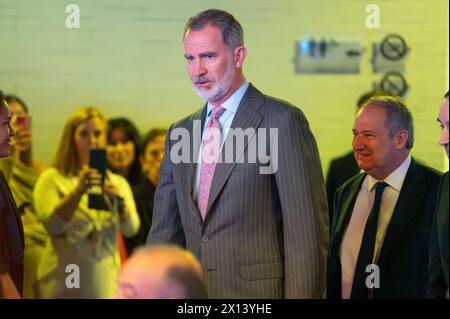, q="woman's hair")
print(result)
[140,128,167,156]
[107,117,142,185]
[5,94,29,113]
[53,107,106,176]
[0,90,7,110]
